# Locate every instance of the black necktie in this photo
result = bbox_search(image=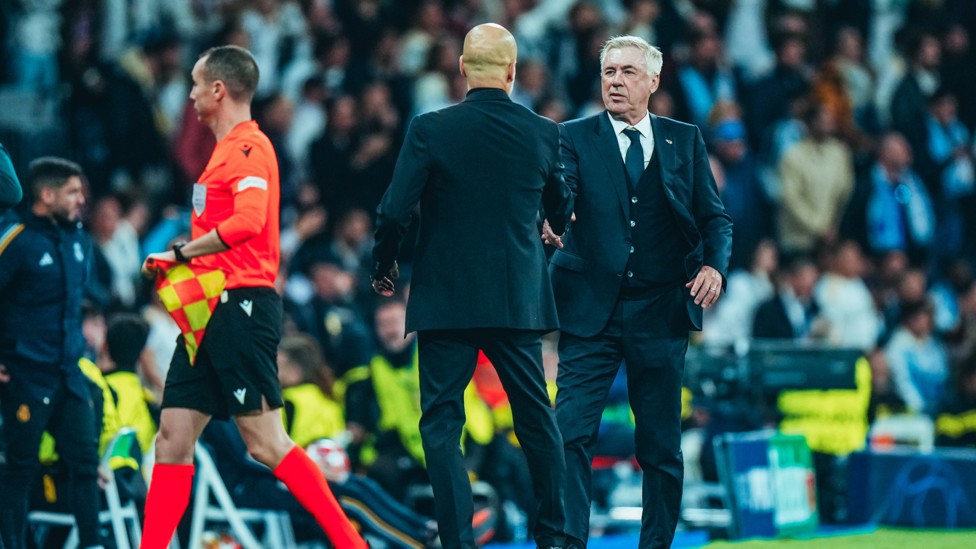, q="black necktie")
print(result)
[624,128,644,191]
